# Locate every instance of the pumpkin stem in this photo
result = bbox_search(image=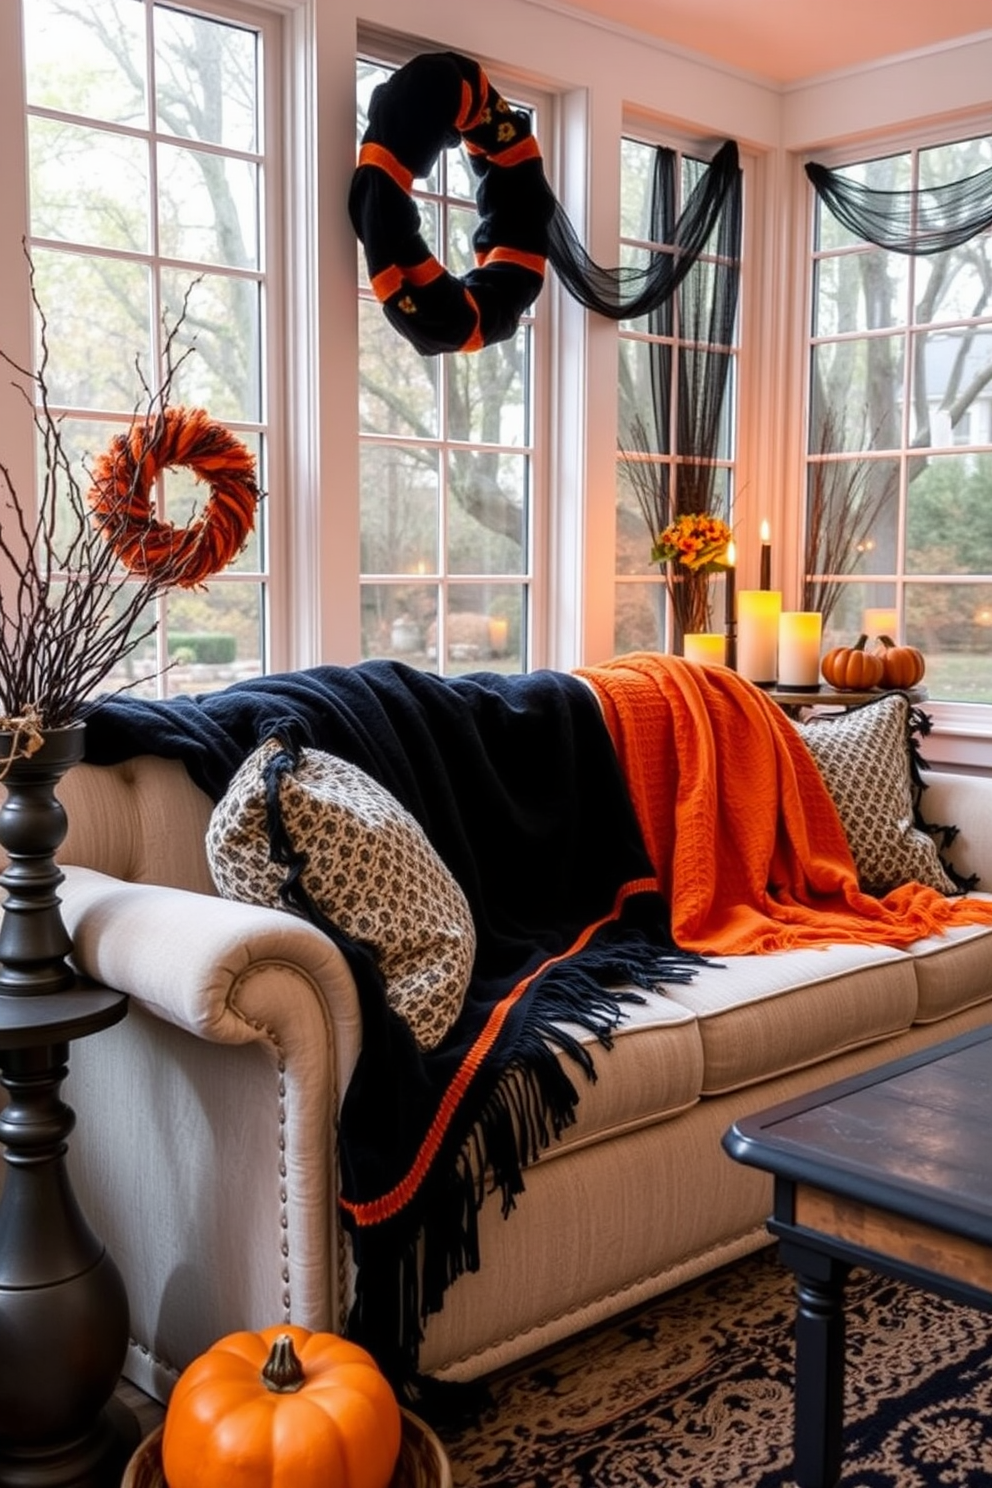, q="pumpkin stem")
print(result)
[854,632,869,650]
[879,634,896,647]
[261,1334,306,1393]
